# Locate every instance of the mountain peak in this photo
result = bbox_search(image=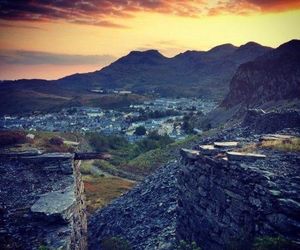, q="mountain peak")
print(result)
[206,43,237,57]
[240,41,262,48]
[277,39,300,51]
[128,49,164,58]
[208,43,236,52]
